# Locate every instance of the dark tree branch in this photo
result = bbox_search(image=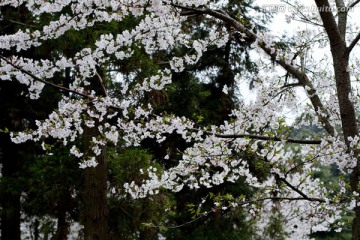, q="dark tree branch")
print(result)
[213,133,322,144]
[281,83,303,89]
[278,176,325,201]
[349,0,360,9]
[3,18,37,28]
[240,196,326,204]
[347,31,360,54]
[0,55,92,99]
